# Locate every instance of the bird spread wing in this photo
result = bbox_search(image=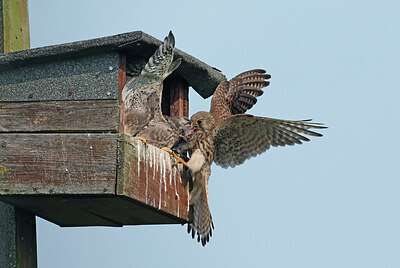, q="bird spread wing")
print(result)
[213,114,327,168]
[140,31,182,80]
[210,69,271,126]
[122,31,181,106]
